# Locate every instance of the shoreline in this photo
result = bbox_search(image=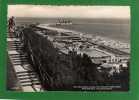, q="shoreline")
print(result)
[50,23,130,44]
[46,24,130,52]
